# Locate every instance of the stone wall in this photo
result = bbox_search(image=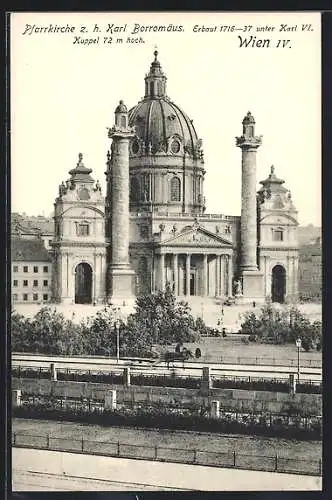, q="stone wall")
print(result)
[12,378,321,415]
